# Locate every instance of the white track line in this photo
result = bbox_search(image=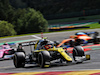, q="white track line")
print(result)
[31,35,42,39]
[31,35,54,43]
